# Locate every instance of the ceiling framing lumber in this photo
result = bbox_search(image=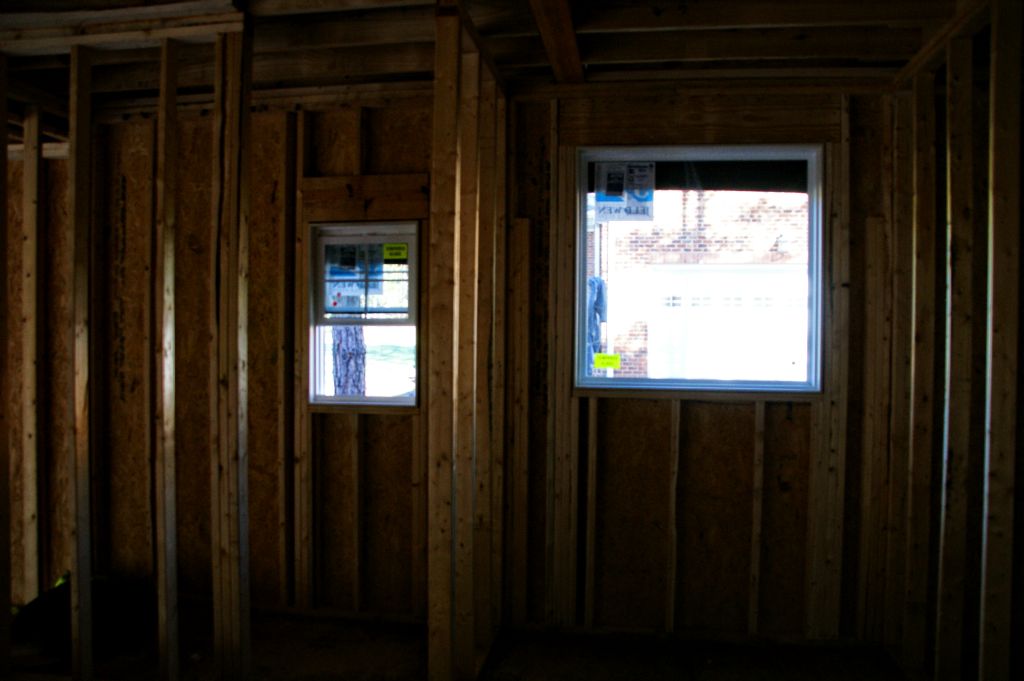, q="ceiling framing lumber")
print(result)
[894,0,990,85]
[0,10,244,56]
[575,0,955,33]
[247,0,432,17]
[0,0,236,29]
[526,0,583,83]
[580,28,922,65]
